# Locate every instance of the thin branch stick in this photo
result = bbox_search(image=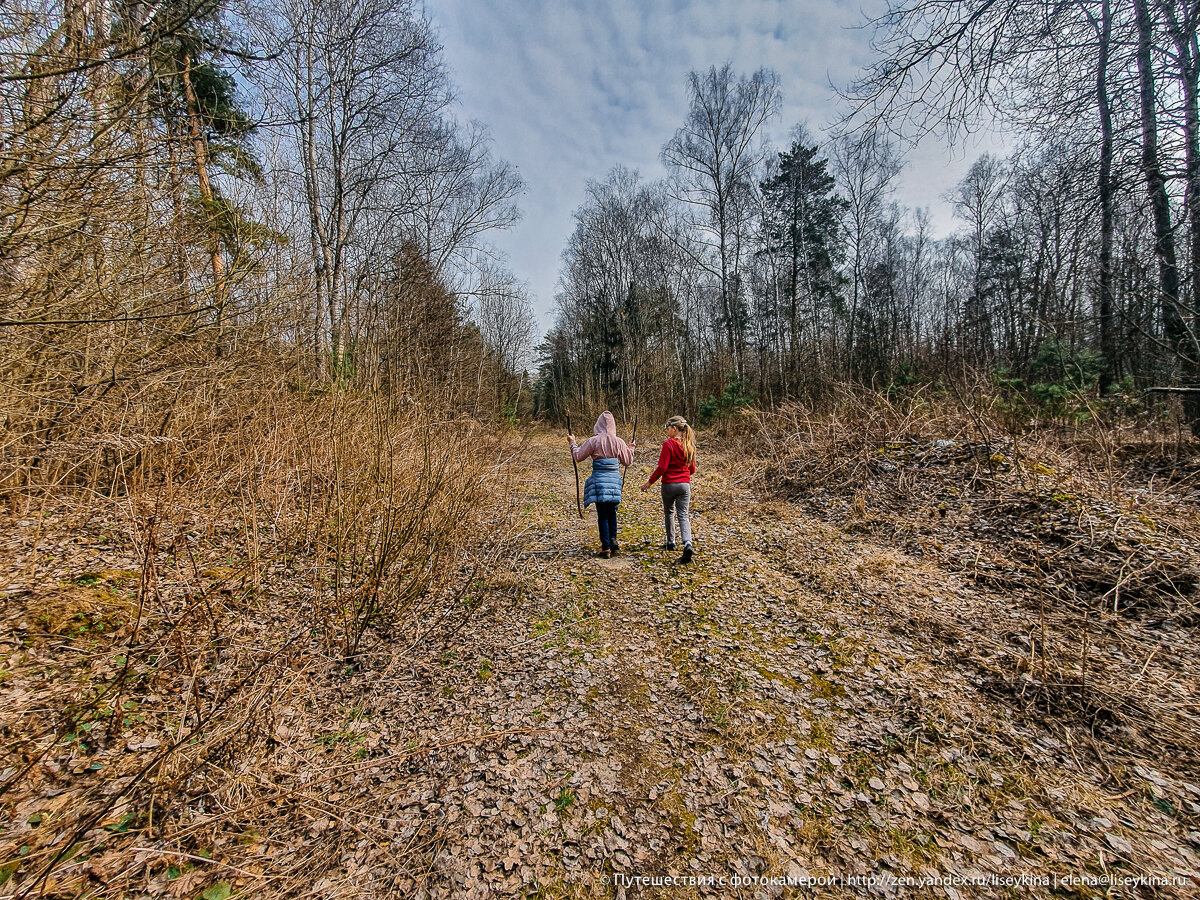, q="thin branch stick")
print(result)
[566,408,582,518]
[127,849,266,880]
